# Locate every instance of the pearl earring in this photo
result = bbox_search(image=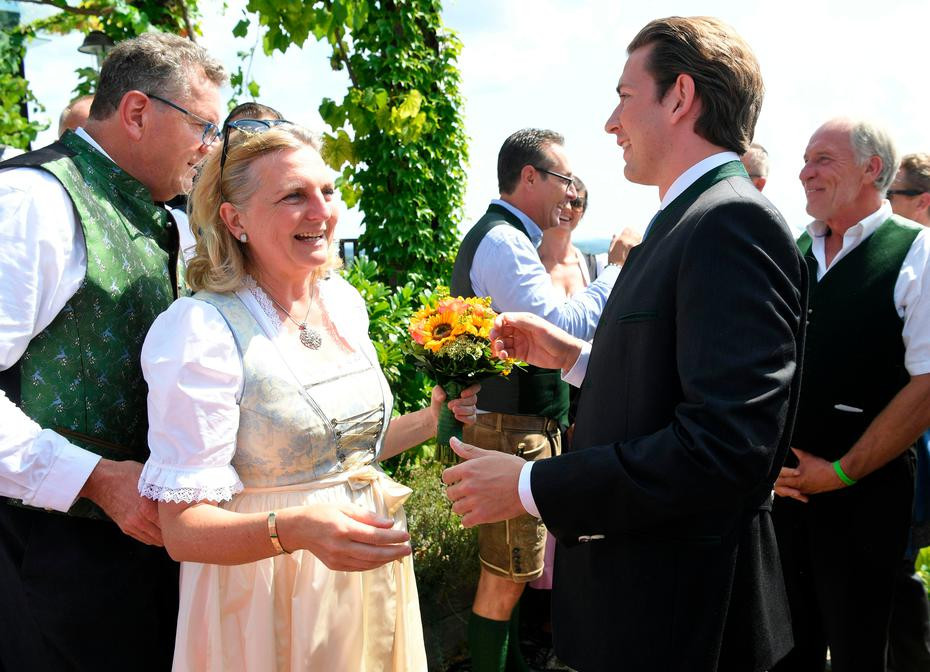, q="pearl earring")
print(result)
[239,232,248,243]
